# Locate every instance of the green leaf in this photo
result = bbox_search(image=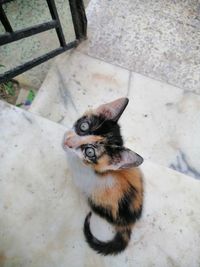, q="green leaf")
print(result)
[4,81,15,96]
[0,64,5,68]
[16,103,23,107]
[27,89,35,102]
